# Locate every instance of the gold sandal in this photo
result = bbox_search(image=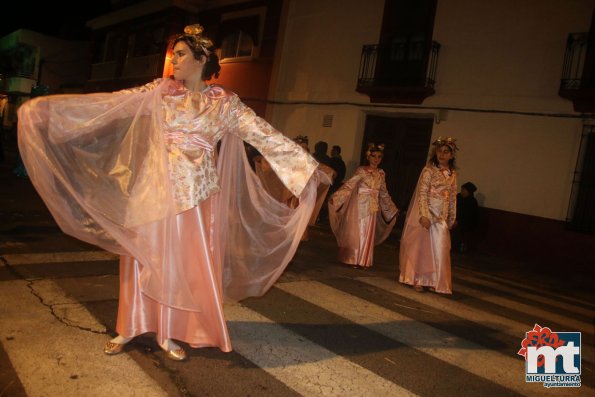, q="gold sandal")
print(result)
[165,348,187,361]
[103,341,124,355]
